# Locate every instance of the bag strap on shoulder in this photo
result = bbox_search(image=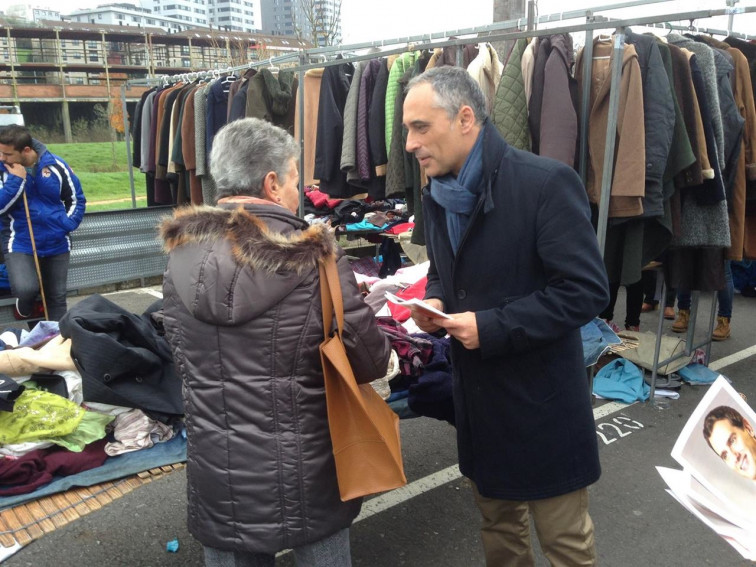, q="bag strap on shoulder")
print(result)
[319,254,345,341]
